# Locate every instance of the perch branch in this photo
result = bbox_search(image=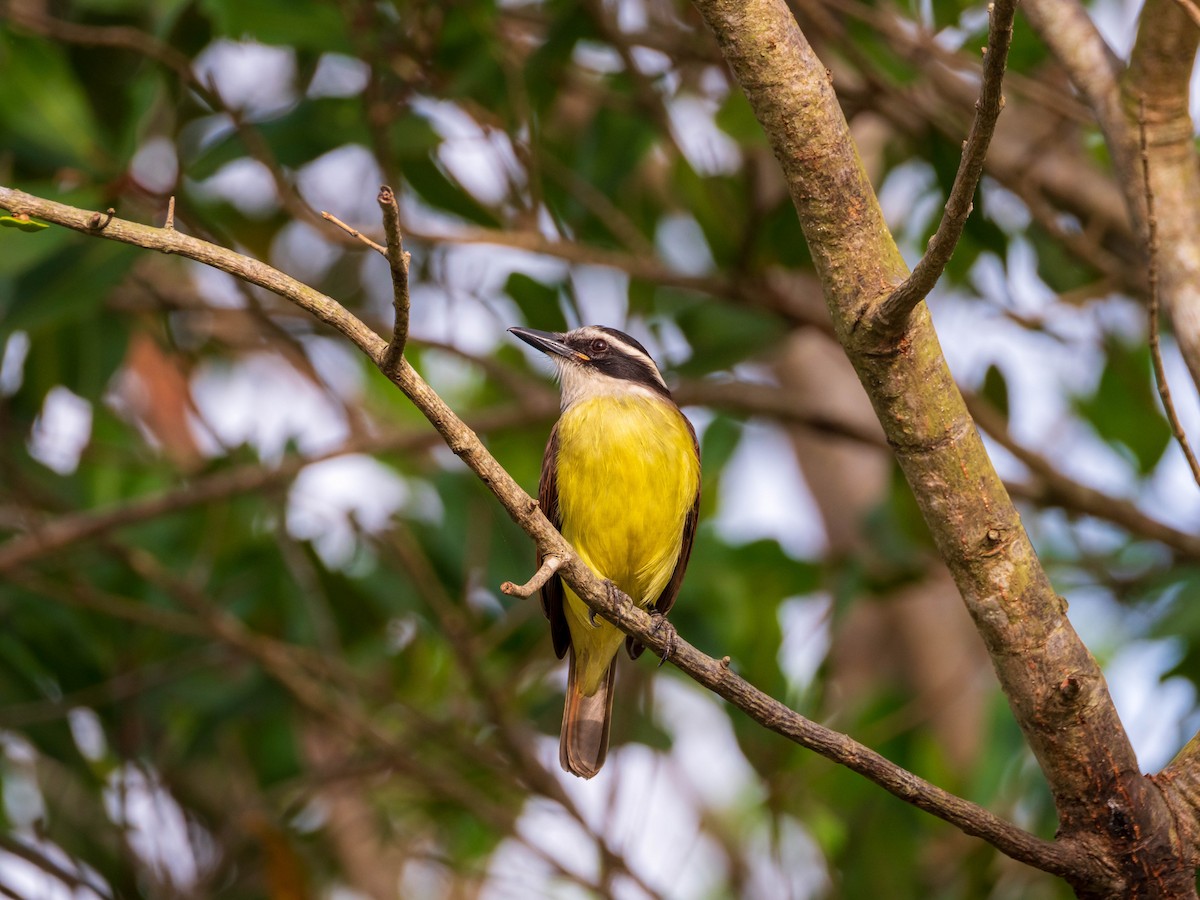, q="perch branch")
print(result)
[0,183,1082,880]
